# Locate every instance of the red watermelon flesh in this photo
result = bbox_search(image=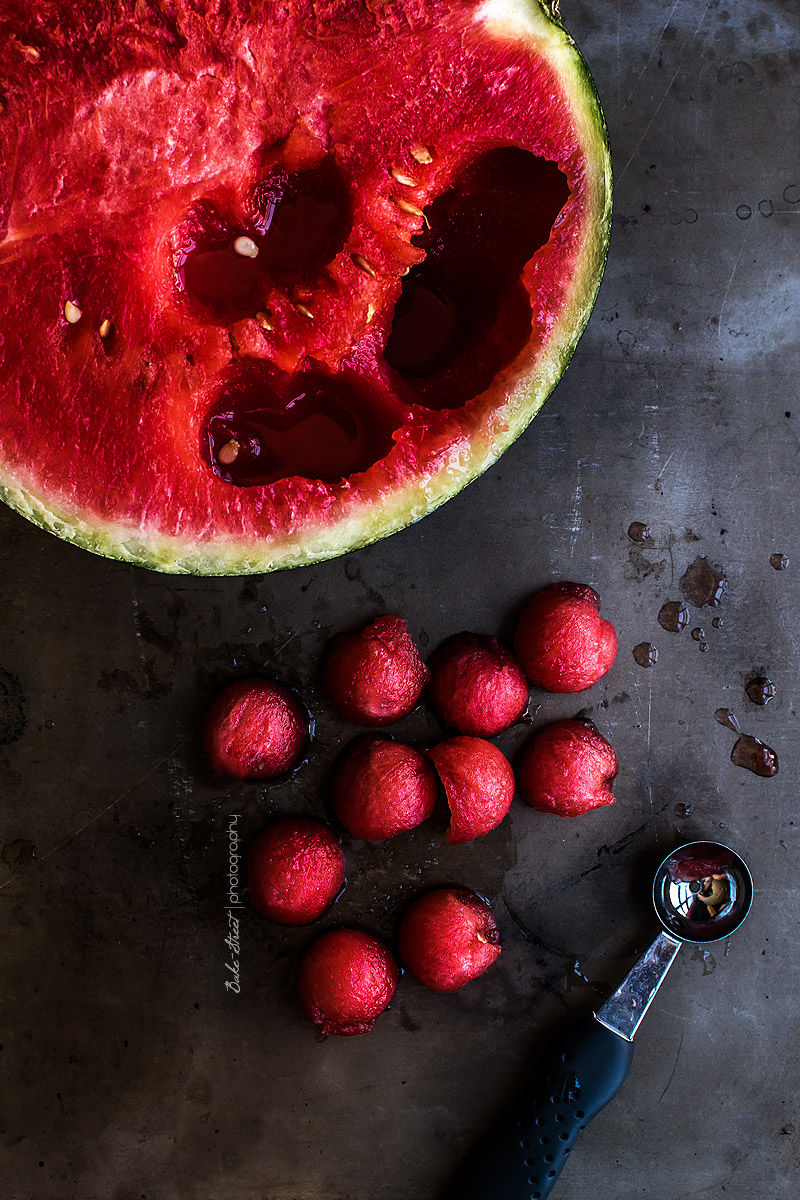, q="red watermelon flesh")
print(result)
[0,1,611,573]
